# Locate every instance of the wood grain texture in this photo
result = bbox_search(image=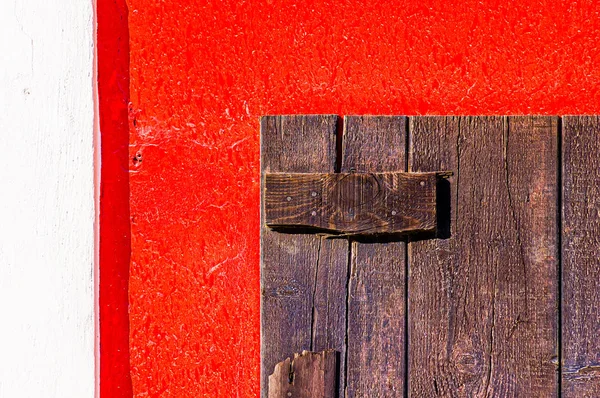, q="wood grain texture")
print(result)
[408,116,559,397]
[265,172,438,235]
[268,350,338,398]
[342,116,407,397]
[562,116,600,397]
[310,238,350,398]
[261,115,348,398]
